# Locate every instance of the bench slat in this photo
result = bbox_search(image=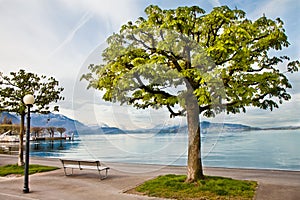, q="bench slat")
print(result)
[63,164,80,169]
